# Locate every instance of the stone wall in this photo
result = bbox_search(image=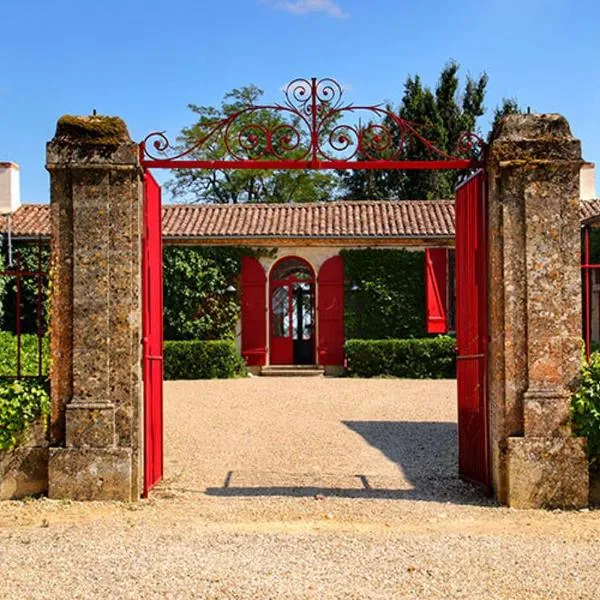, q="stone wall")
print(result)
[46,116,144,501]
[0,419,48,500]
[487,114,589,508]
